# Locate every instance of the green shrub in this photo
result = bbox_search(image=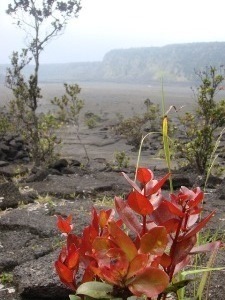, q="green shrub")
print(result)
[113,150,130,169]
[0,111,13,136]
[113,100,160,149]
[84,112,101,129]
[51,83,89,164]
[0,272,13,284]
[51,84,84,124]
[174,66,225,174]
